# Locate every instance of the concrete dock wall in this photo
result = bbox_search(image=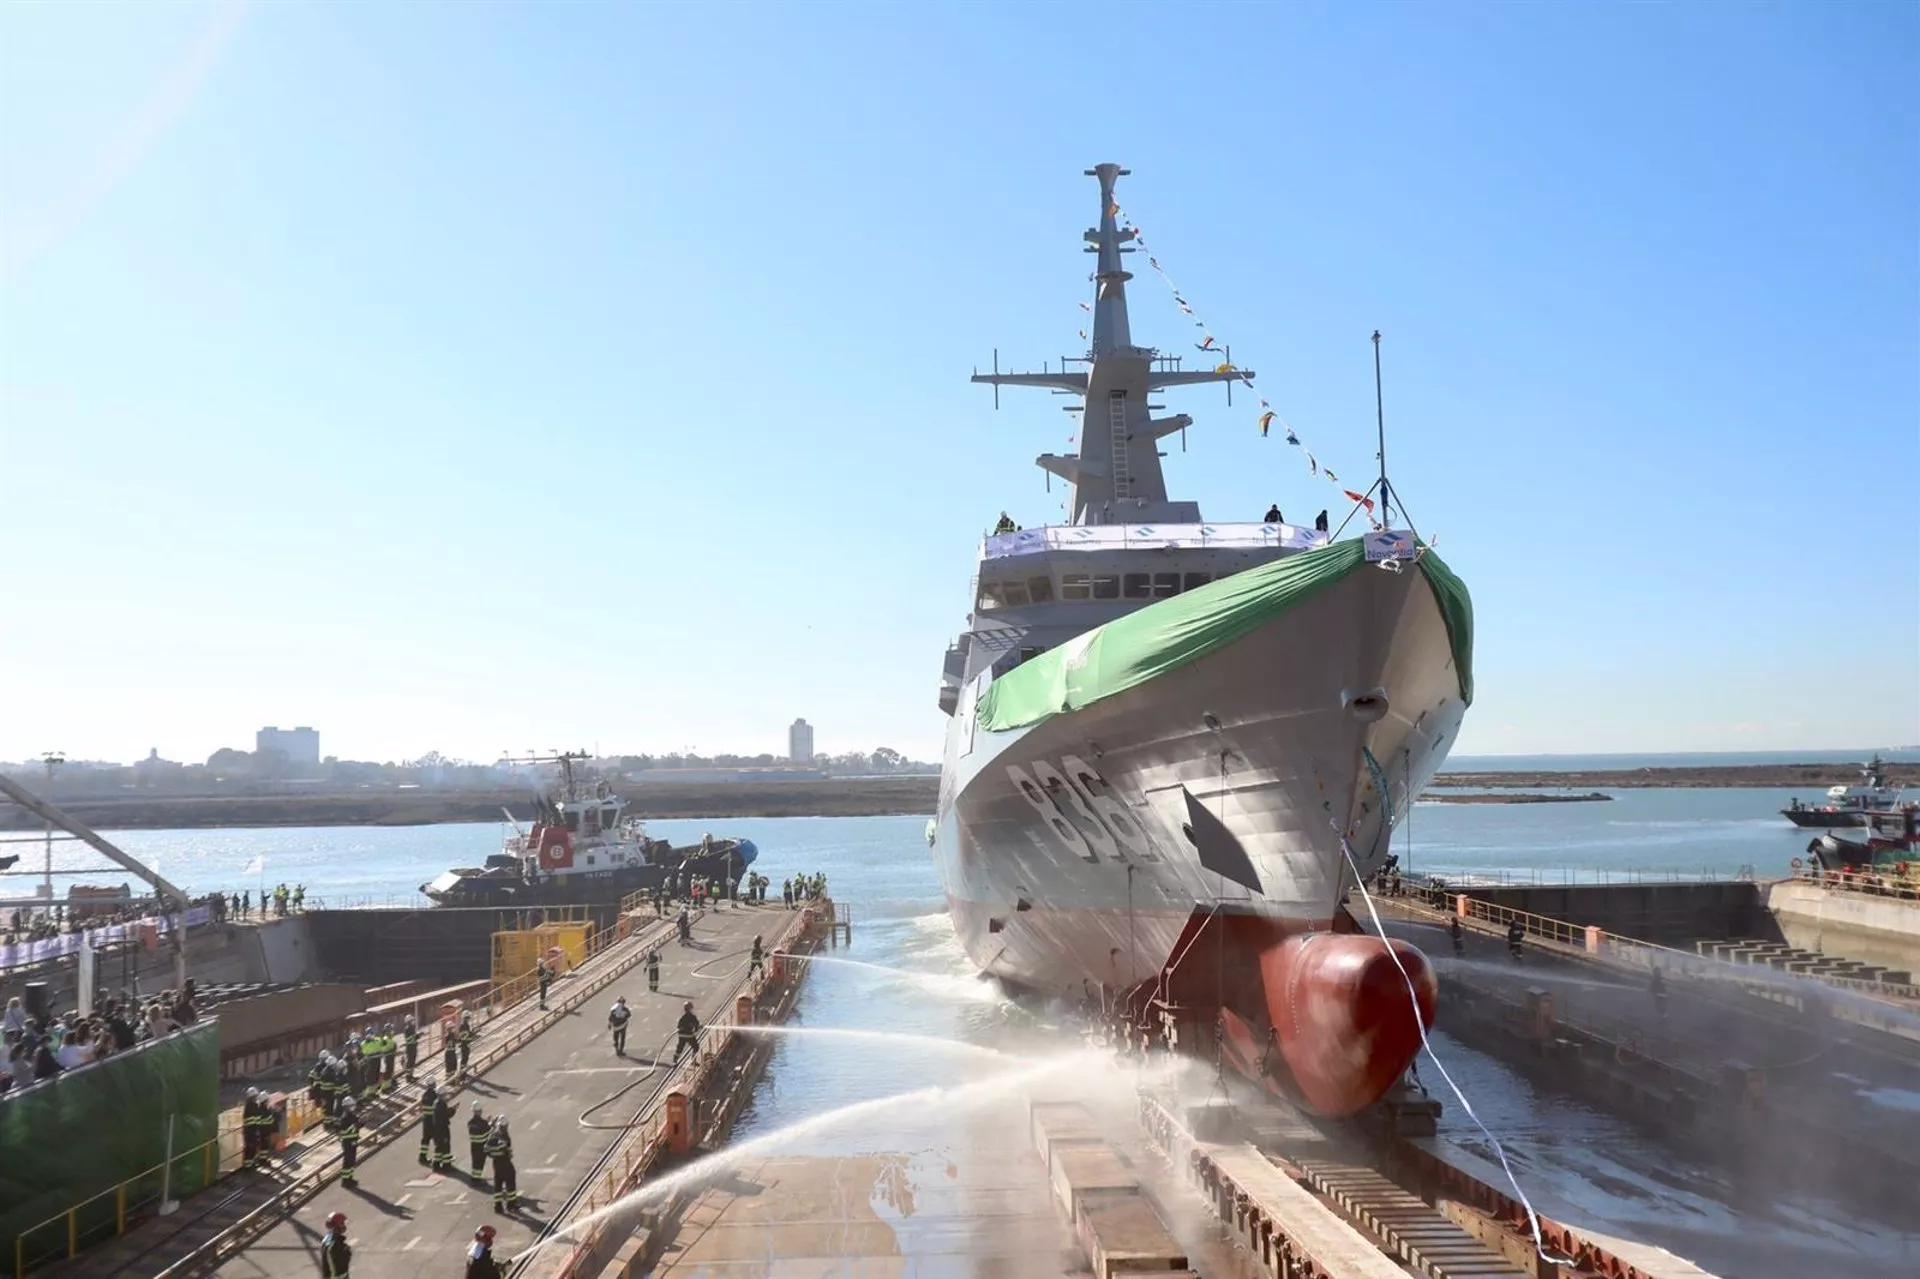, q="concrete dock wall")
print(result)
[210,982,366,1054]
[1765,880,1920,973]
[1455,881,1775,945]
[303,903,625,985]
